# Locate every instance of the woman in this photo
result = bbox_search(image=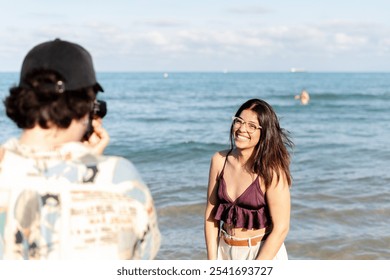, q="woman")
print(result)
[204,98,293,260]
